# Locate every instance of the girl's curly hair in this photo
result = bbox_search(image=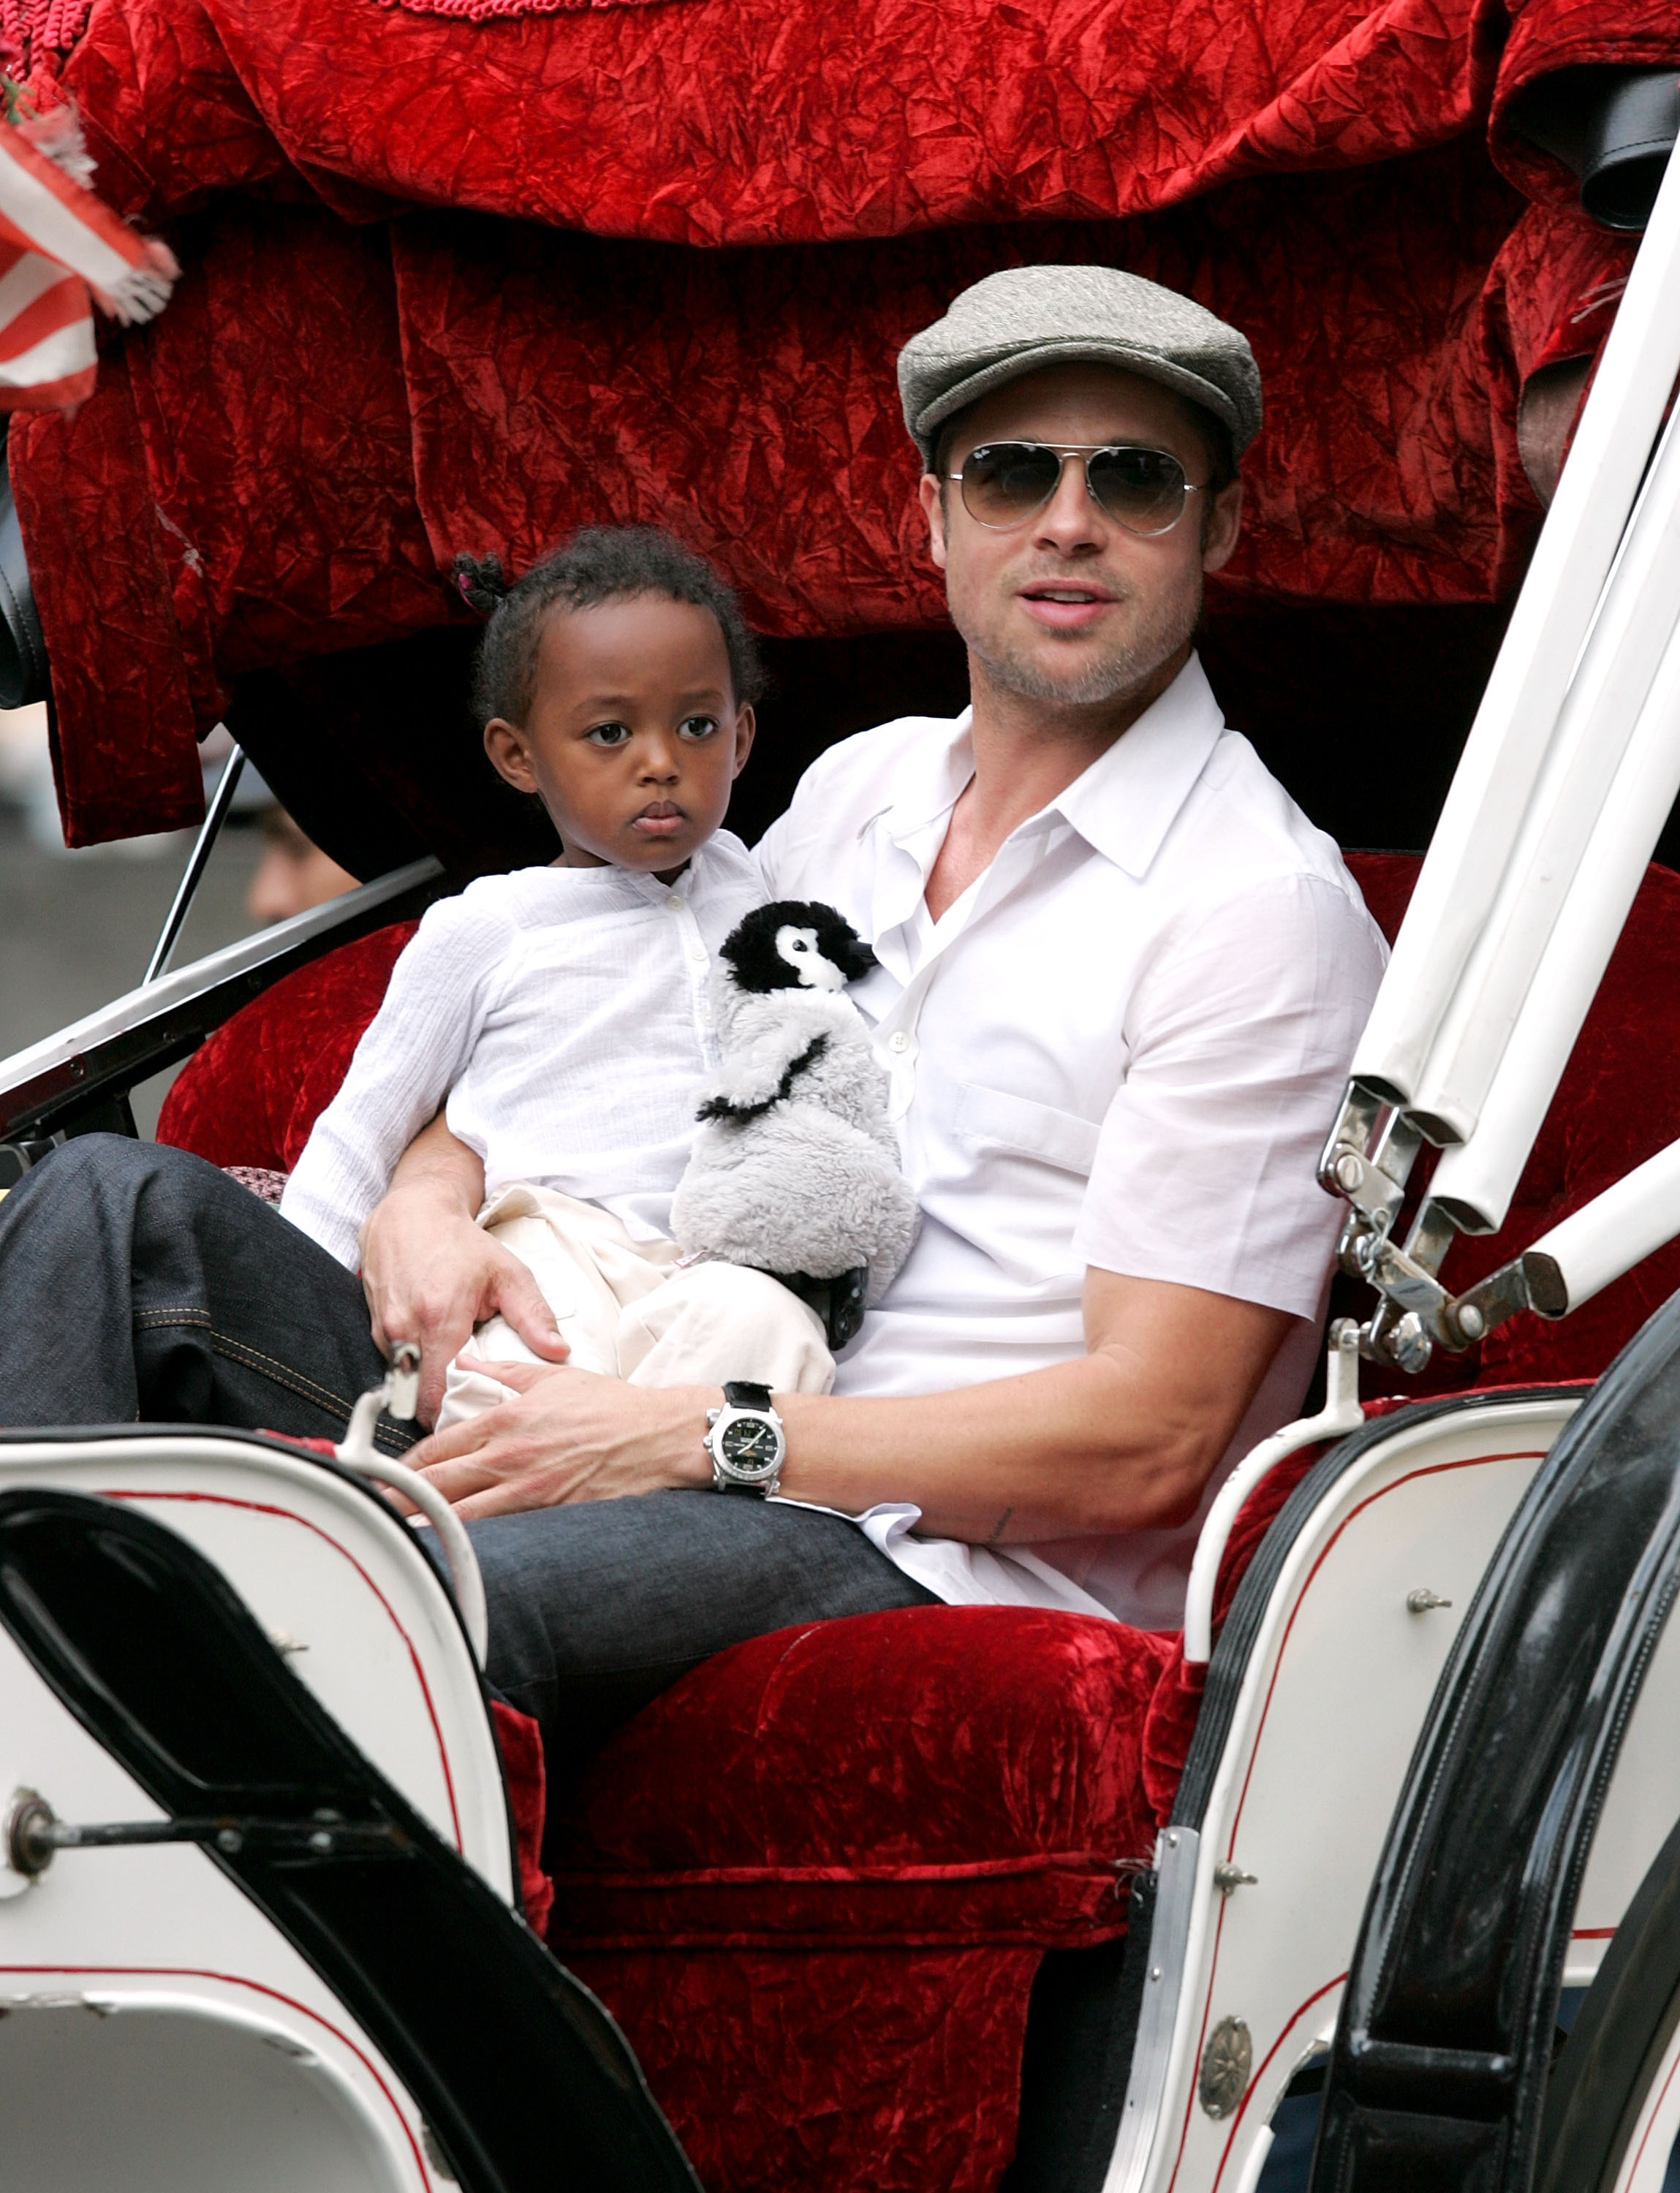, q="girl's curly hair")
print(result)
[468,526,766,729]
